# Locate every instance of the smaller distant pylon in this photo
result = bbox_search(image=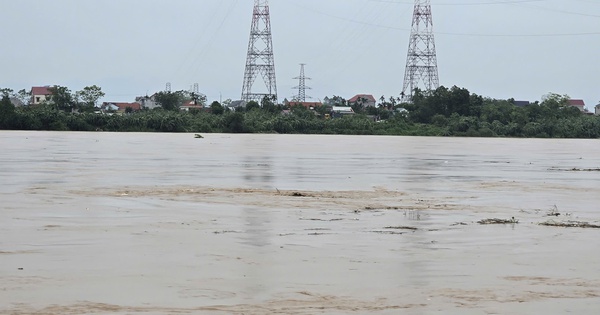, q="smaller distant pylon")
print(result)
[191,83,199,94]
[292,63,311,102]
